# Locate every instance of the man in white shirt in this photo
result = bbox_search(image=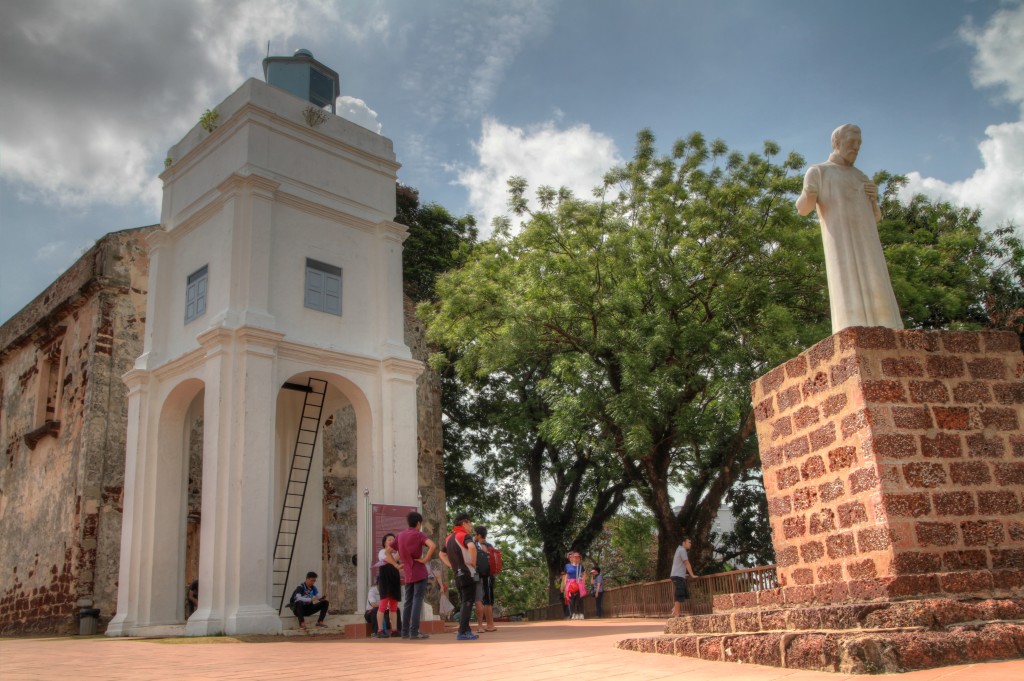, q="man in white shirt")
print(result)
[669,537,696,618]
